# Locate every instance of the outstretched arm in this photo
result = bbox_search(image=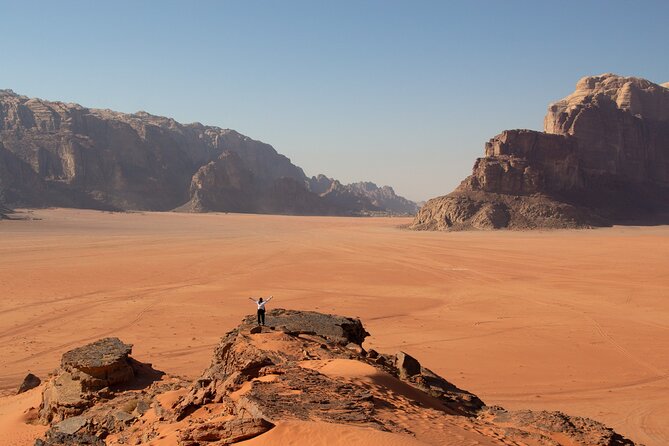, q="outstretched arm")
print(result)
[248,297,257,302]
[267,295,273,302]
